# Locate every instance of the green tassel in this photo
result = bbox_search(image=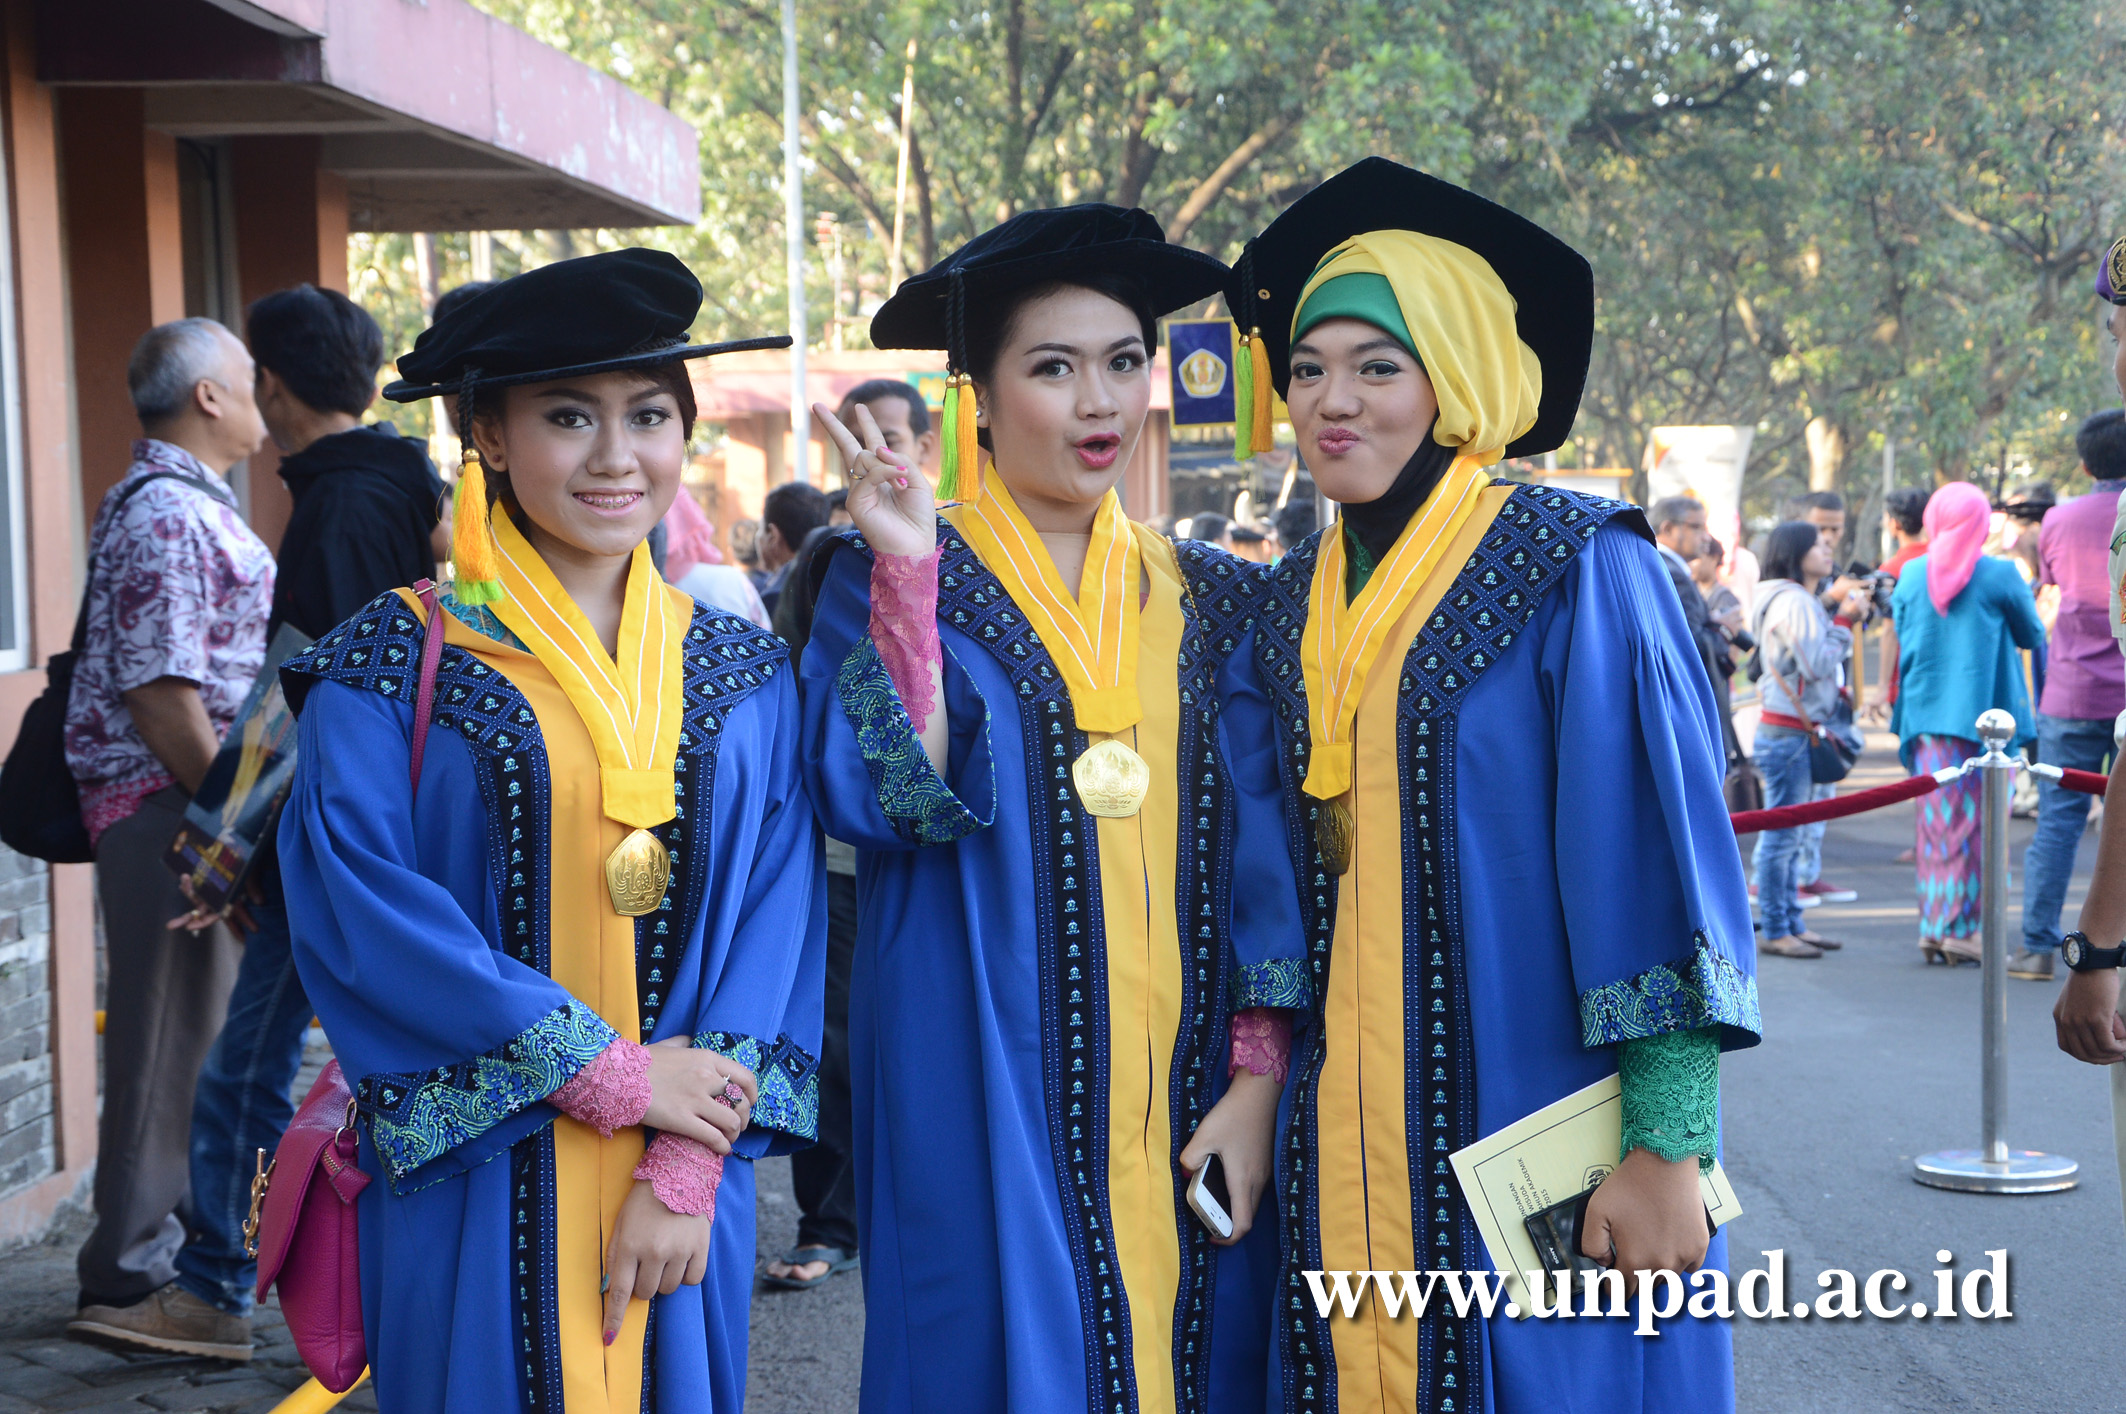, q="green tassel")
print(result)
[454,578,504,607]
[1233,328,1256,461]
[937,377,962,501]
